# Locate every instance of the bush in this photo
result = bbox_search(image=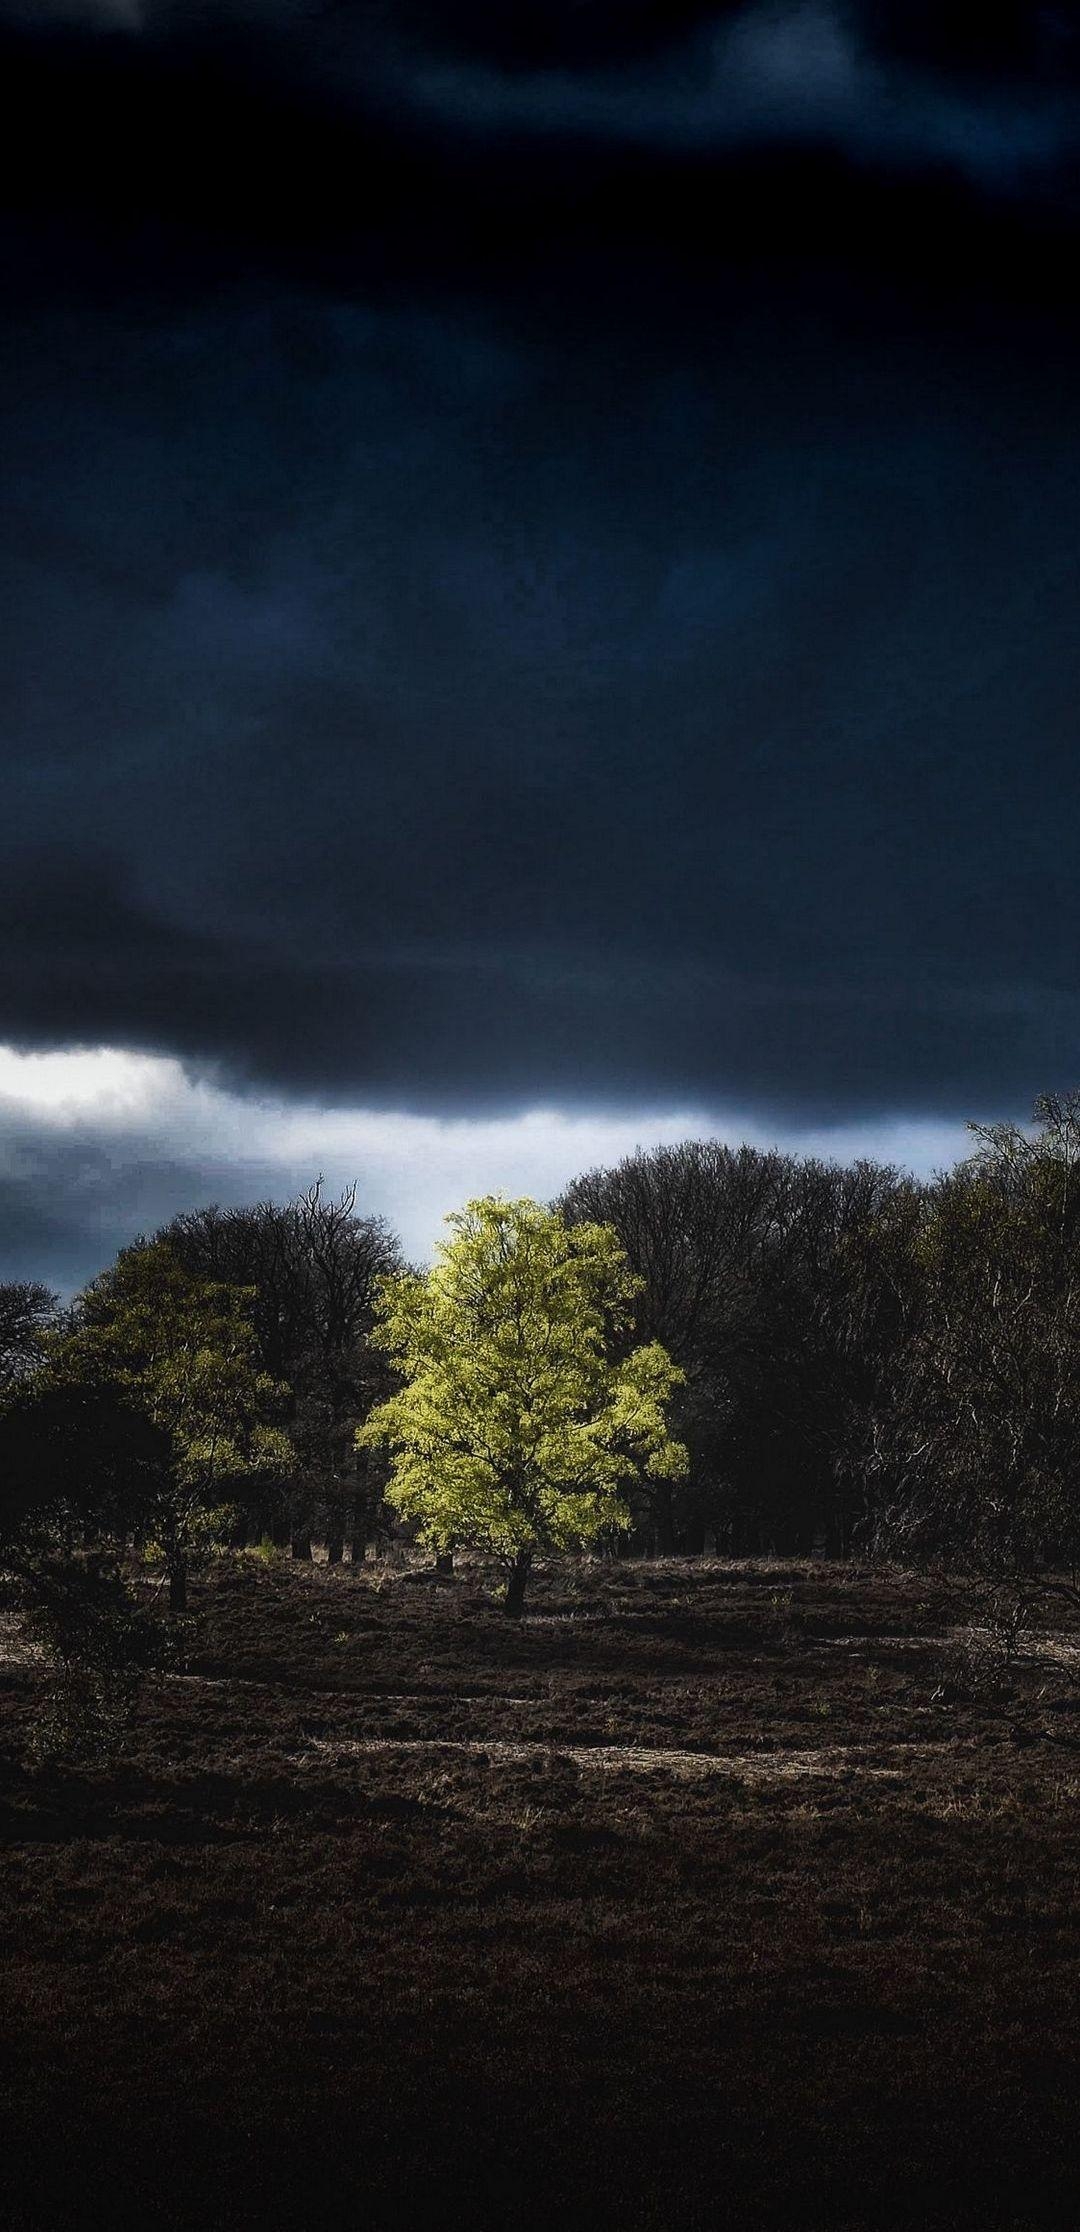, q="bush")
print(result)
[23,1554,170,1764]
[931,1589,1025,1705]
[248,1536,286,1570]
